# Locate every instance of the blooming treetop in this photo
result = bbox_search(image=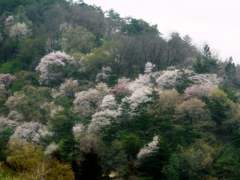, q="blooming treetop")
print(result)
[144,62,155,74]
[0,74,16,89]
[9,22,30,38]
[99,94,118,111]
[35,51,73,85]
[137,135,159,159]
[88,109,119,133]
[120,86,151,114]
